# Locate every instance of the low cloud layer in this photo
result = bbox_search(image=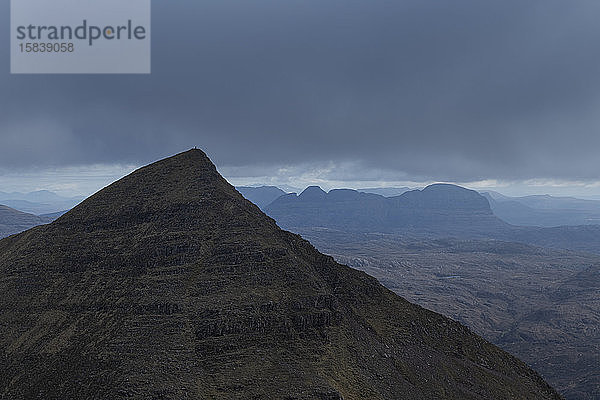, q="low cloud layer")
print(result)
[2,0,600,184]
